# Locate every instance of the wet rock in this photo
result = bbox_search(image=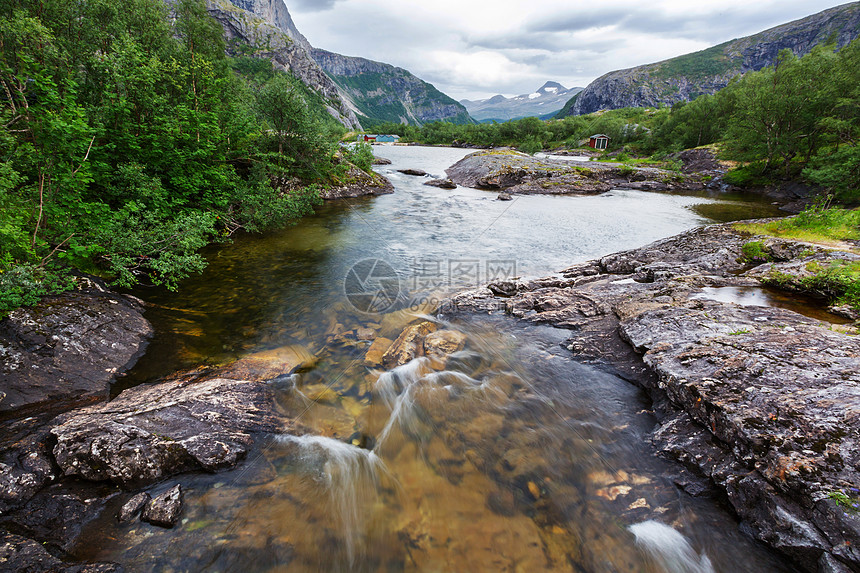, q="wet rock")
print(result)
[216,344,316,382]
[0,532,123,572]
[51,377,287,487]
[0,287,152,414]
[3,486,114,553]
[363,337,393,367]
[372,156,392,165]
[0,429,57,515]
[423,329,467,360]
[141,484,182,528]
[397,168,427,176]
[497,192,513,201]
[424,178,457,189]
[382,321,438,368]
[117,492,150,523]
